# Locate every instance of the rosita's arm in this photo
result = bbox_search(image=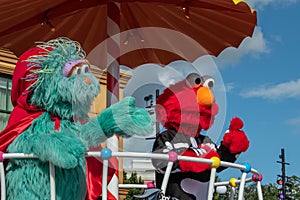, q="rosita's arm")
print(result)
[8,128,87,169]
[78,97,153,147]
